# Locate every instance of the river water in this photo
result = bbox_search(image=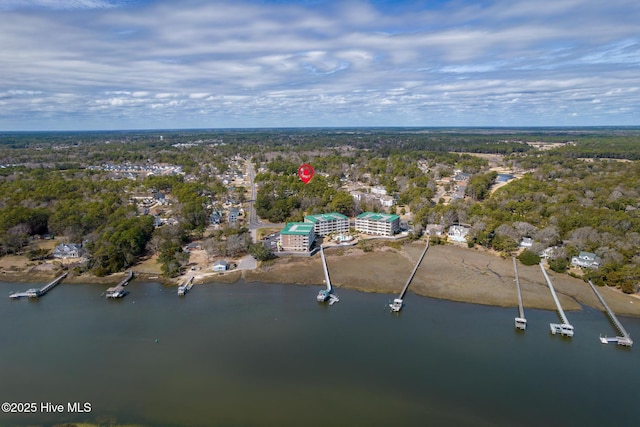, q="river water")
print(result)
[1,280,639,427]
